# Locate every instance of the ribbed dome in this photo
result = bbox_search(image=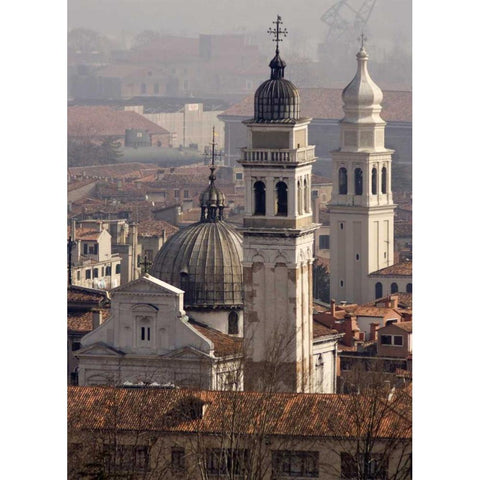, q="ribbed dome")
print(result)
[341,46,384,123]
[254,50,300,123]
[150,221,243,309]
